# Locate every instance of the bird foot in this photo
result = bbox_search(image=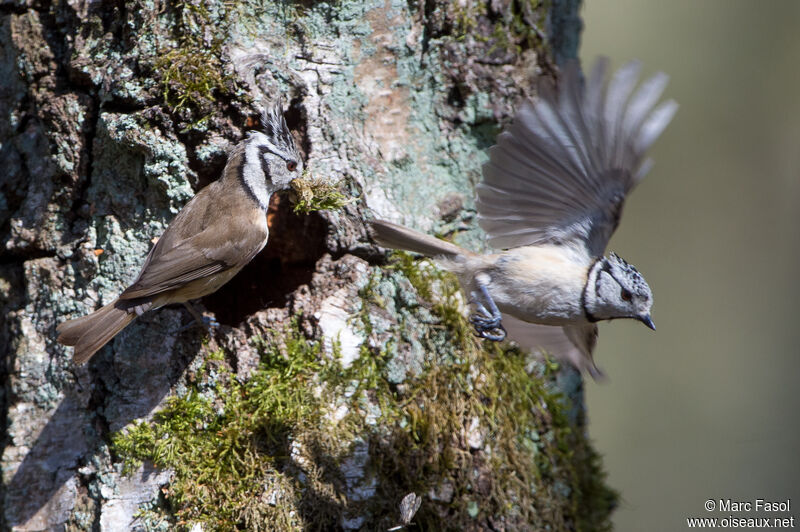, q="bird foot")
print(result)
[201,315,220,330]
[469,311,507,341]
[176,315,219,333]
[177,302,220,334]
[469,286,507,341]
